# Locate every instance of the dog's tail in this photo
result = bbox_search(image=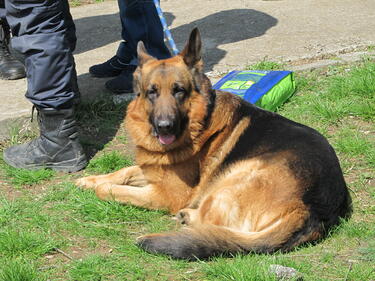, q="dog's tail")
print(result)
[137,218,320,260]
